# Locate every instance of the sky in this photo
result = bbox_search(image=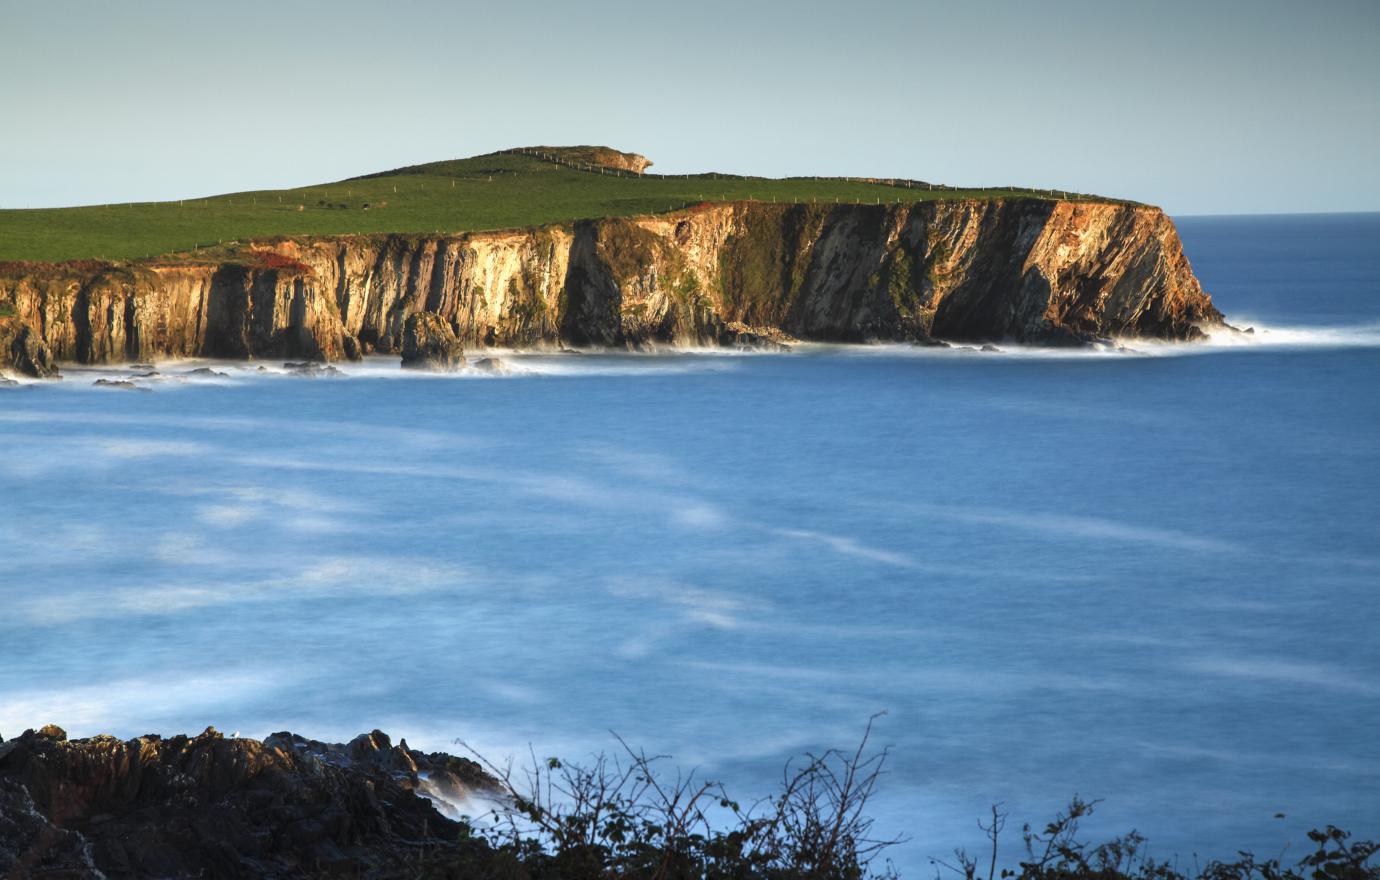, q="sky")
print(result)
[1,0,1377,215]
